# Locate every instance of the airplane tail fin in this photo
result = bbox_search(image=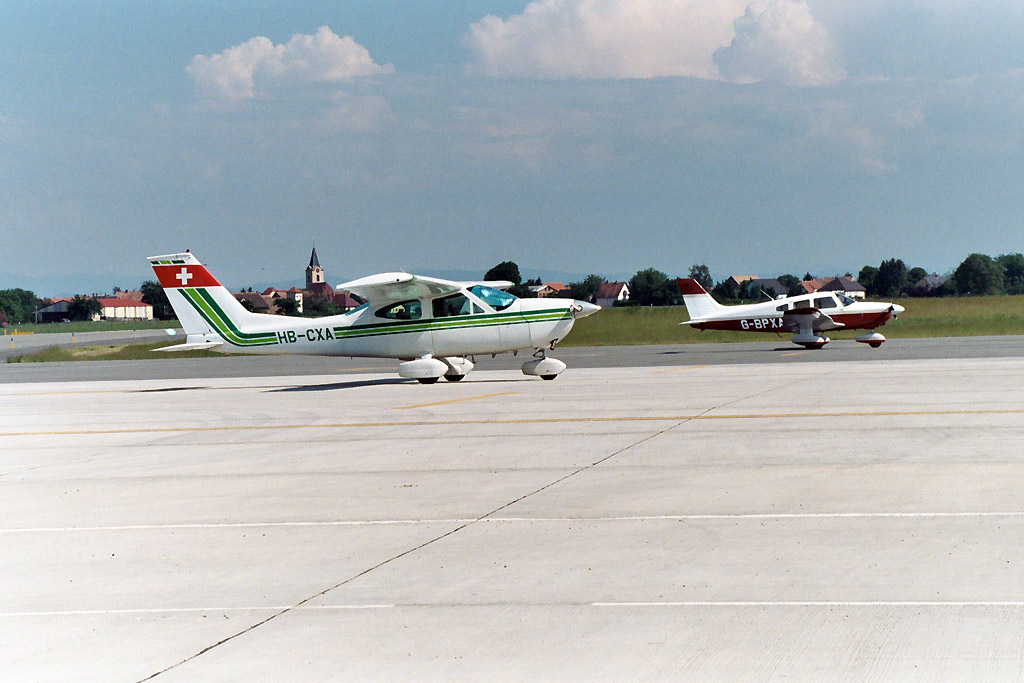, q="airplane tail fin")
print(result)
[676,278,726,319]
[148,252,280,349]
